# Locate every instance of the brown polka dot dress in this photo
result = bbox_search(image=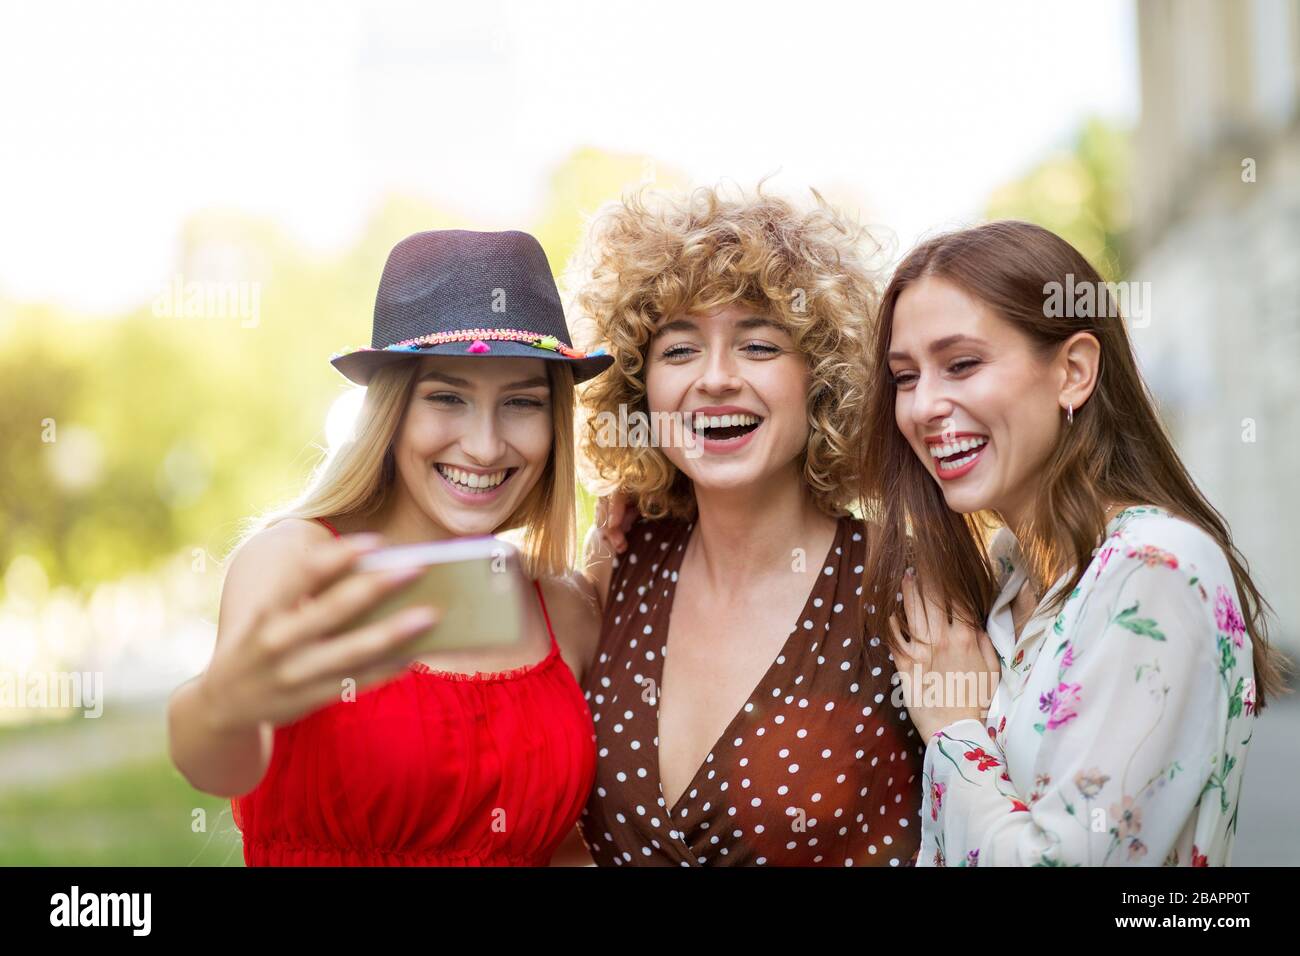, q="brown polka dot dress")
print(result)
[577,513,924,866]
